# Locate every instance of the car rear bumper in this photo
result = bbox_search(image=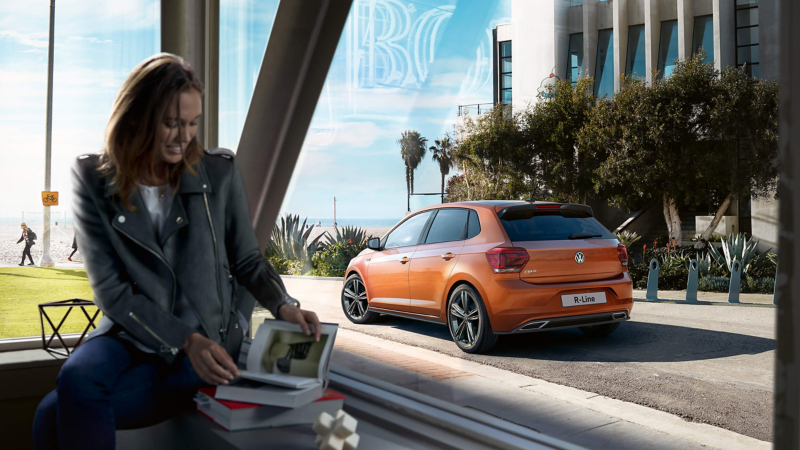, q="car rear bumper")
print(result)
[478,272,634,333]
[495,310,630,334]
